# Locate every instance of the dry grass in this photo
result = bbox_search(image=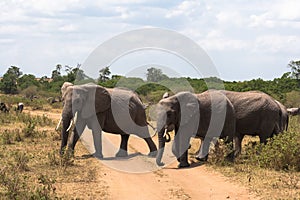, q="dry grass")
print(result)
[0,111,110,199]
